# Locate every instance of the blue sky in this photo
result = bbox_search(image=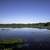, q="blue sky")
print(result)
[0,0,50,24]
